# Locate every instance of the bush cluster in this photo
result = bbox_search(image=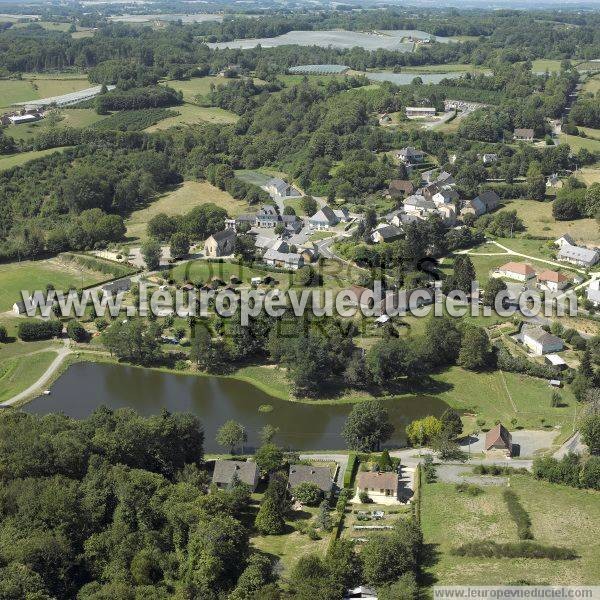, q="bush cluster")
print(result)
[451,541,576,560]
[18,320,62,341]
